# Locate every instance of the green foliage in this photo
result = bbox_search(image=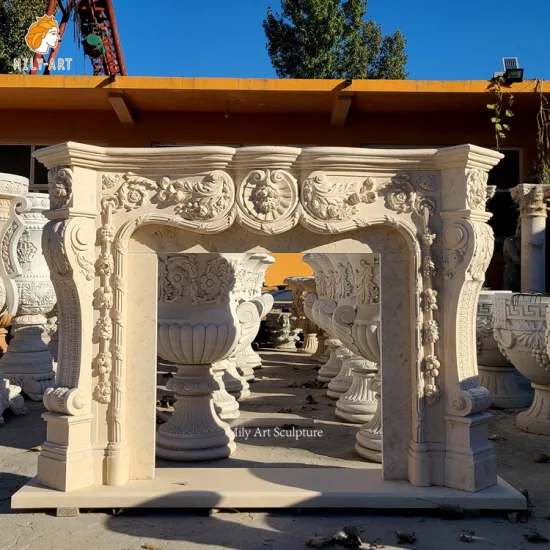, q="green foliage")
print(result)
[0,0,51,74]
[263,0,408,79]
[487,76,514,150]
